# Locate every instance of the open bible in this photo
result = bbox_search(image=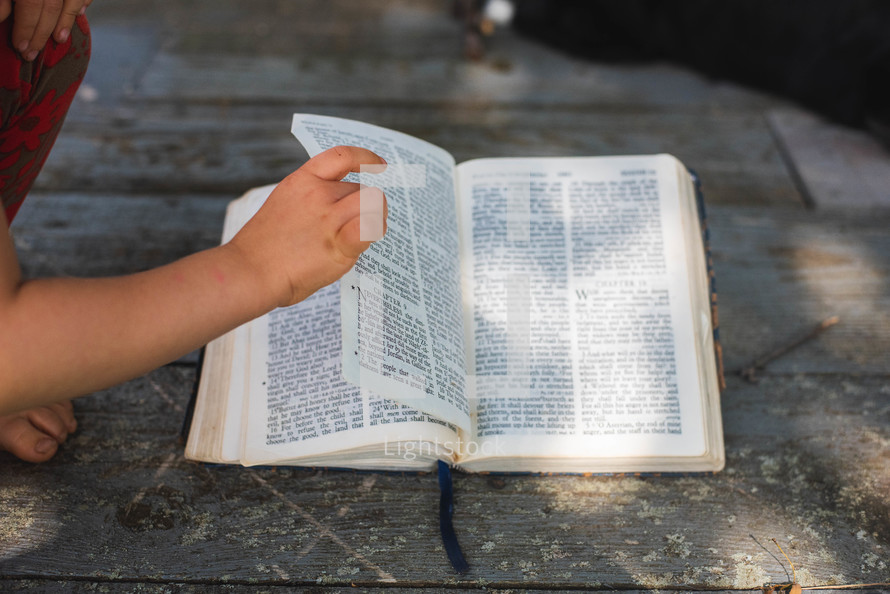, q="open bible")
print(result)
[185,114,724,474]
